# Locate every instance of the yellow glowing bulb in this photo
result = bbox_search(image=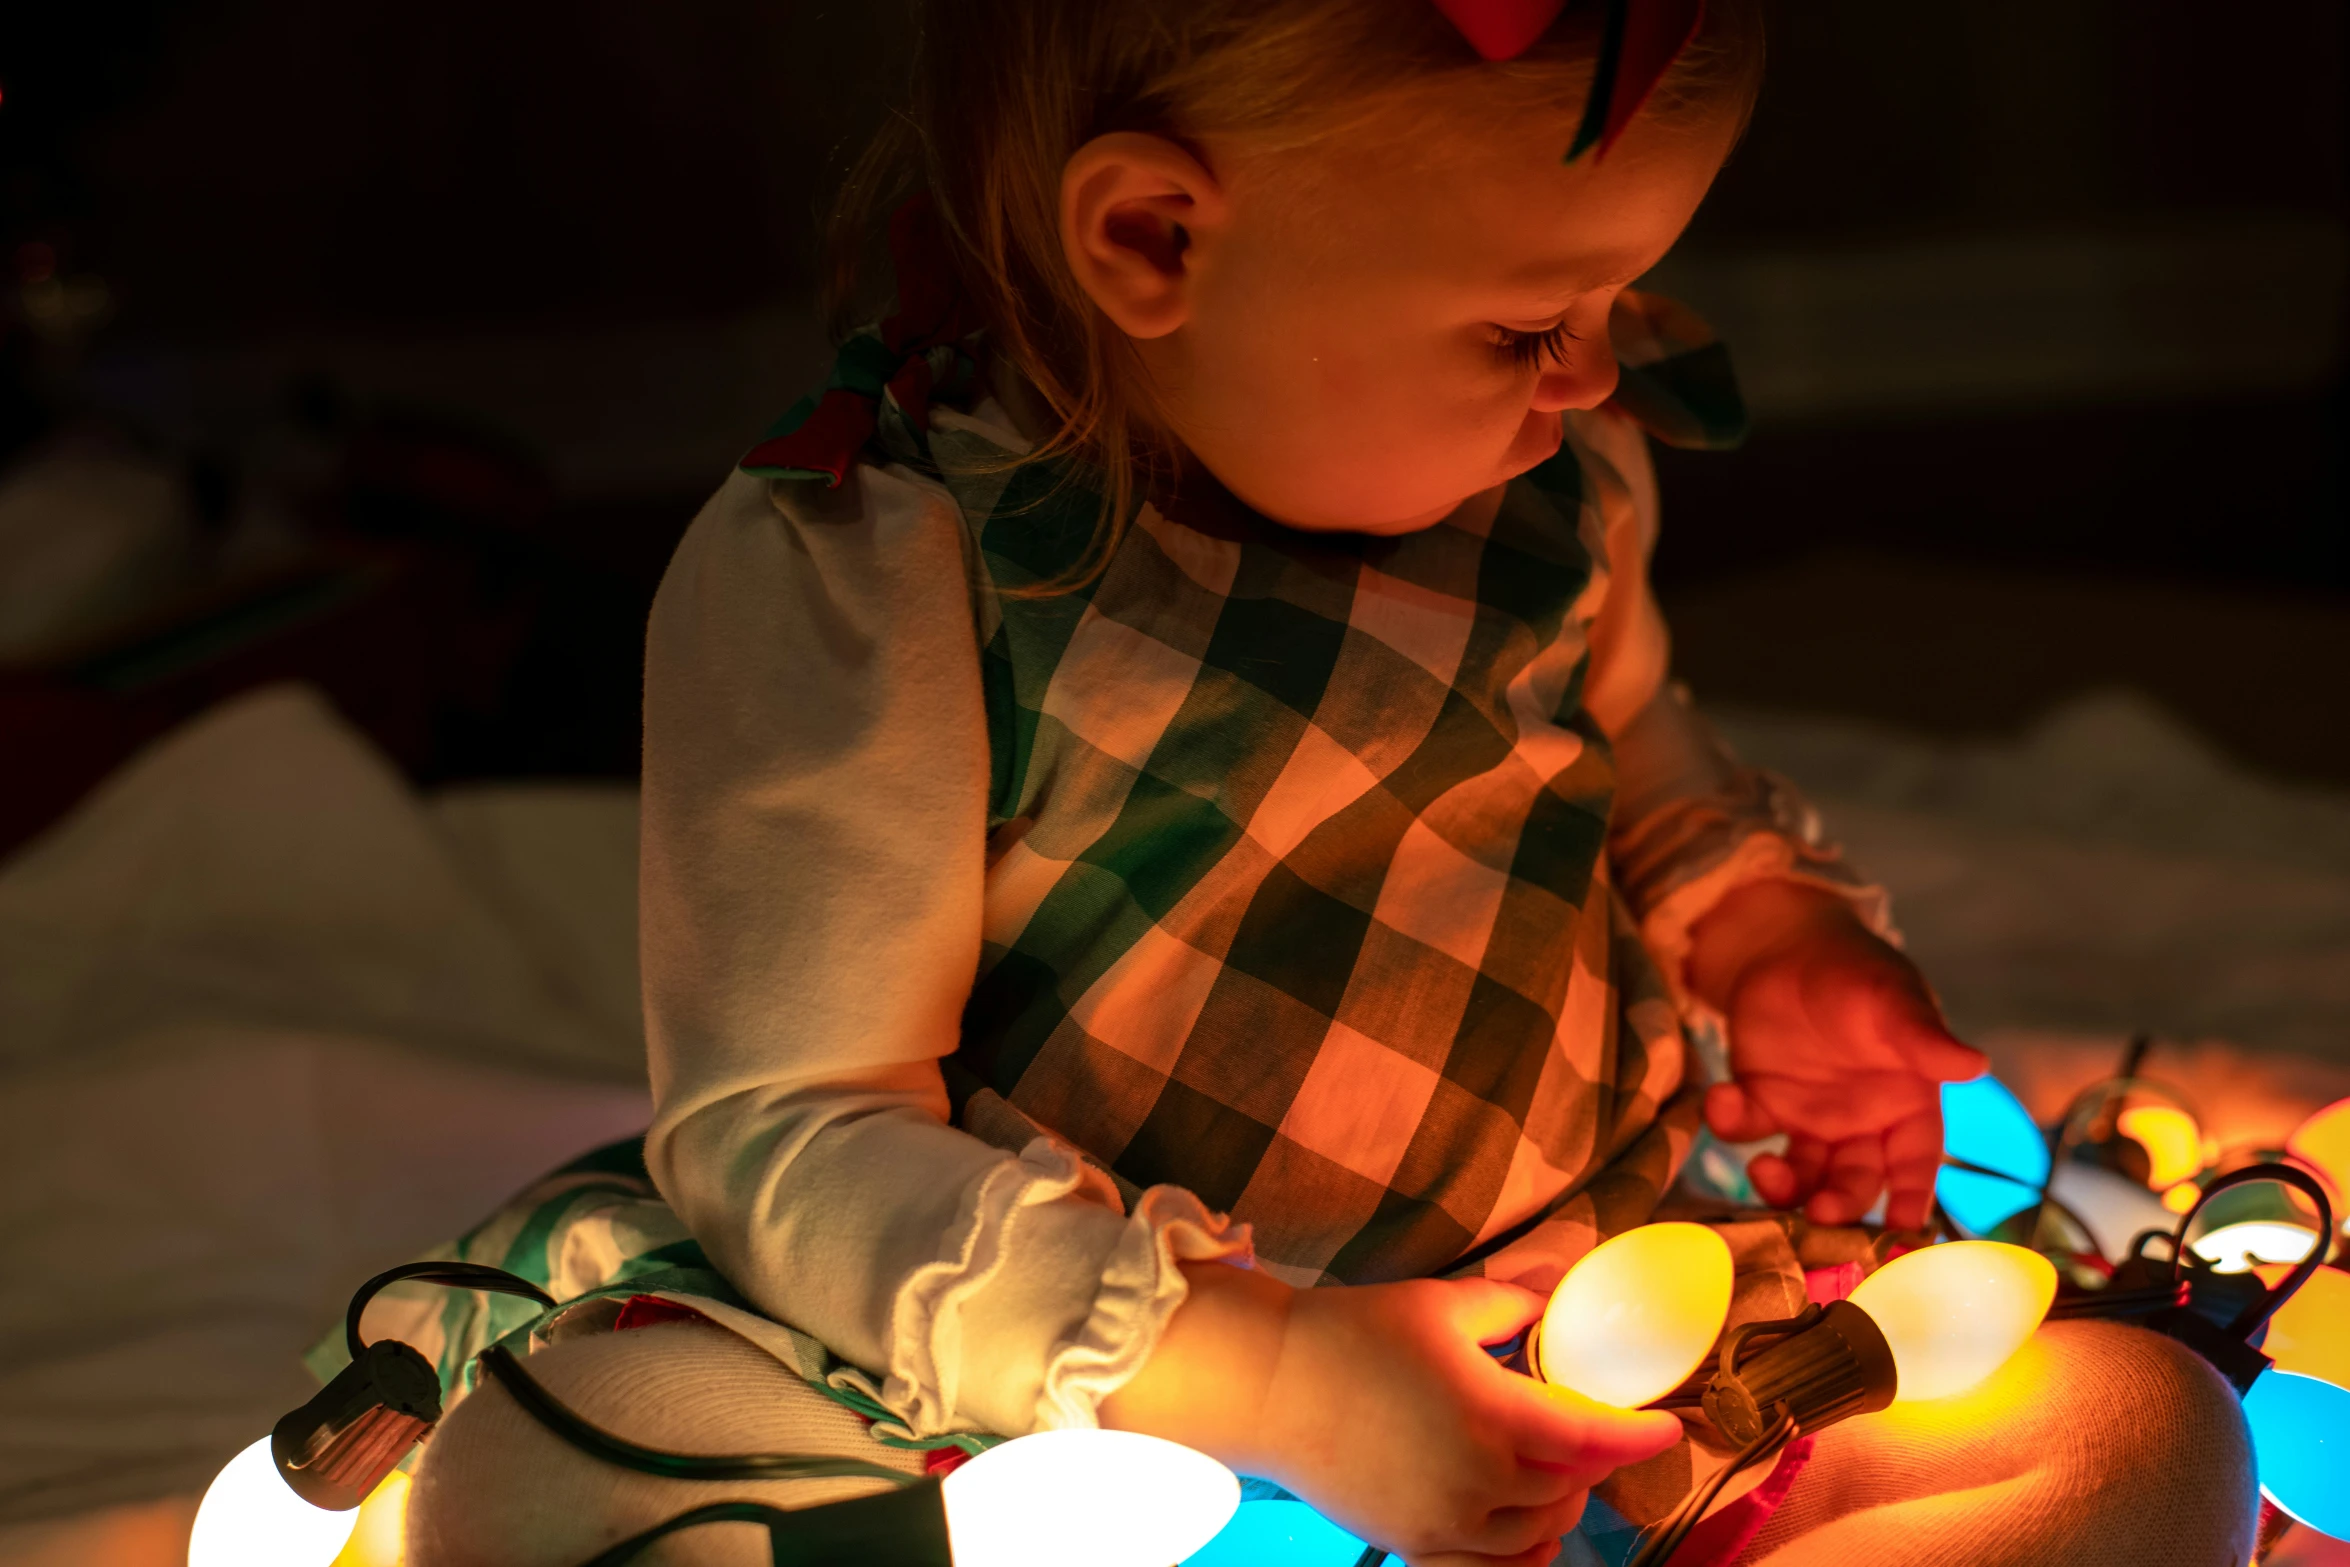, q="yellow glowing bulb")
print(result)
[941,1429,1239,1567]
[2160,1181,2201,1215]
[2287,1098,2350,1207]
[1536,1222,1734,1408]
[188,1437,359,1567]
[2117,1105,2204,1189]
[2191,1220,2321,1274]
[2260,1265,2350,1390]
[1846,1241,2056,1404]
[328,1470,410,1567]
